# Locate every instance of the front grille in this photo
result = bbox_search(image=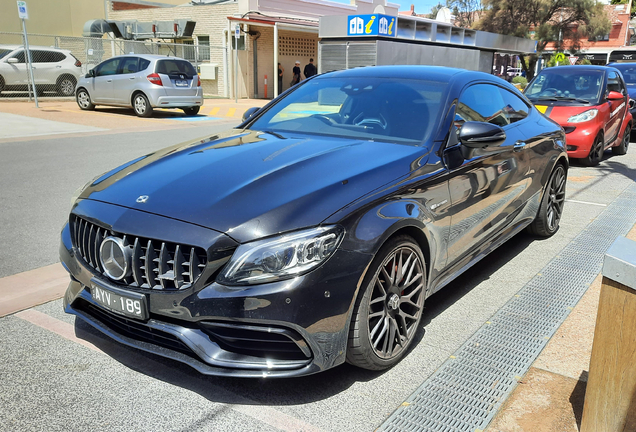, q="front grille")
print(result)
[75,298,196,357]
[201,322,312,361]
[71,215,207,290]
